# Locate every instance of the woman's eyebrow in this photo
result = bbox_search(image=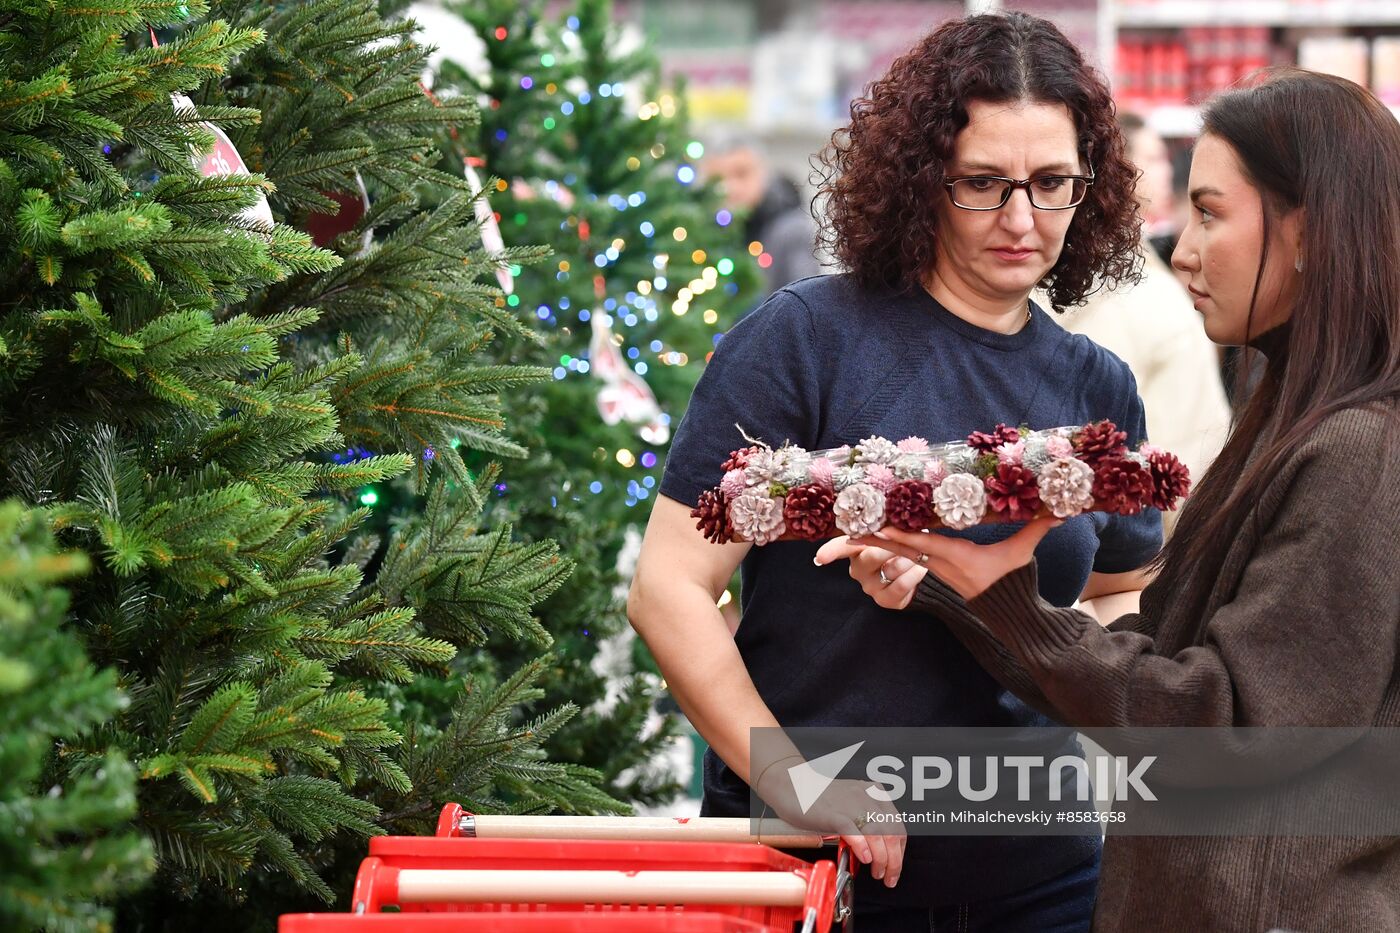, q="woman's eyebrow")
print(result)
[1190,185,1225,201]
[953,161,1079,174]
